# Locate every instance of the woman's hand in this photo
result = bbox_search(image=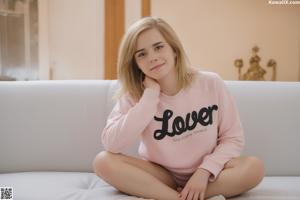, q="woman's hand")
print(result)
[143,76,160,91]
[179,168,211,200]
